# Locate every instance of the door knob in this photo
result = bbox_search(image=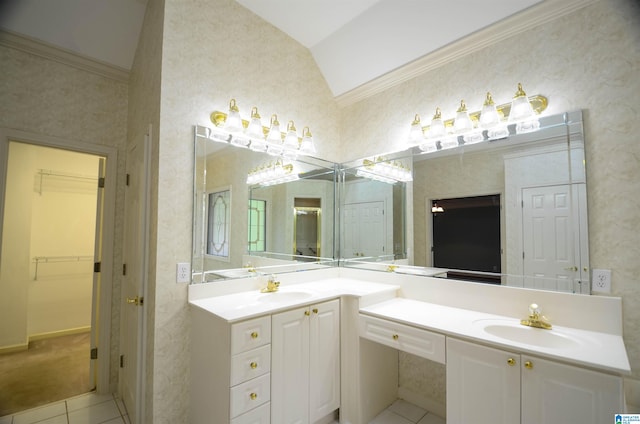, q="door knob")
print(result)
[564,266,578,272]
[126,296,143,306]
